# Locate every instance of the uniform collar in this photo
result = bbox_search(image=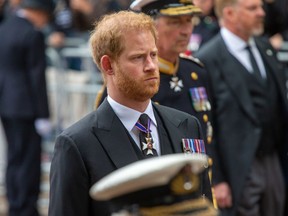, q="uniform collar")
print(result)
[158,57,179,75]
